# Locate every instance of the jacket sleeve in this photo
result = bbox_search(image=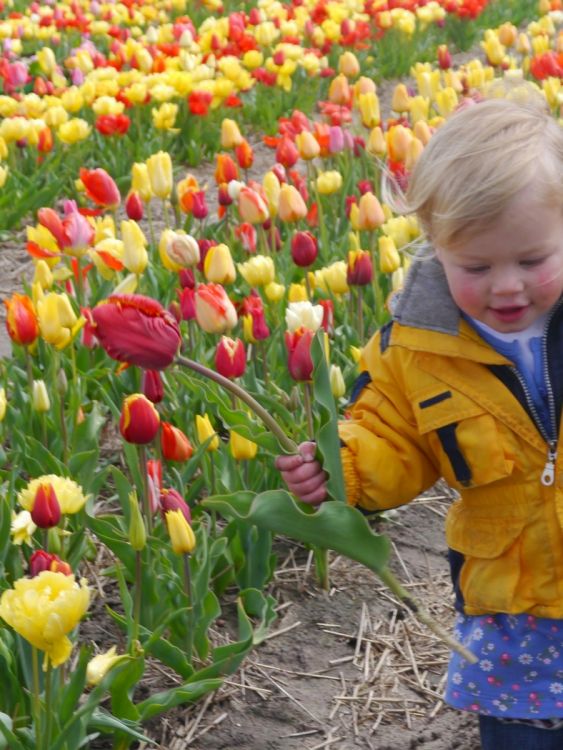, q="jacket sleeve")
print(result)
[338,331,440,511]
